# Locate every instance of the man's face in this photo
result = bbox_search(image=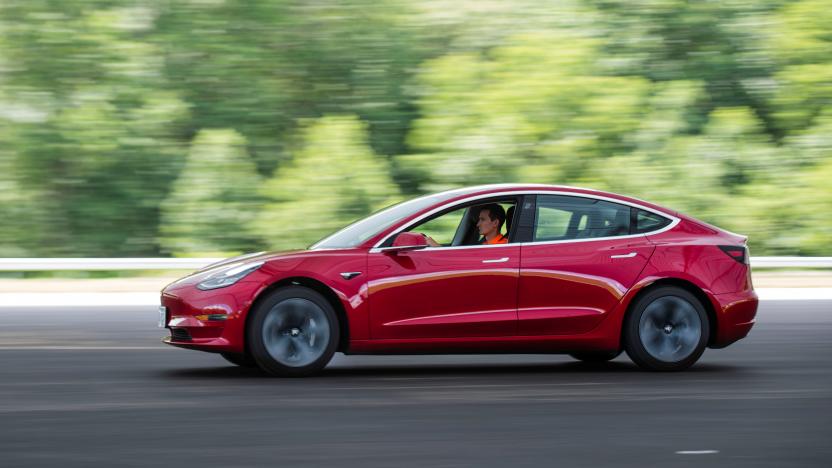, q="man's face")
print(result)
[477,209,500,236]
